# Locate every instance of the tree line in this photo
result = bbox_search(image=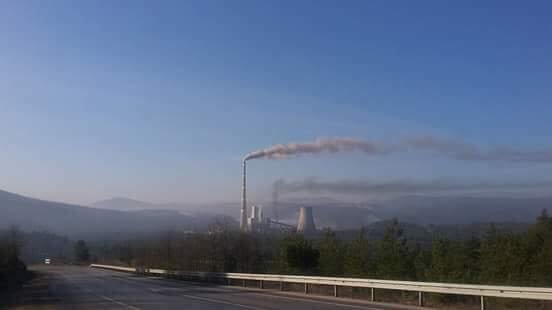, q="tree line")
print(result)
[0,228,28,292]
[91,210,552,287]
